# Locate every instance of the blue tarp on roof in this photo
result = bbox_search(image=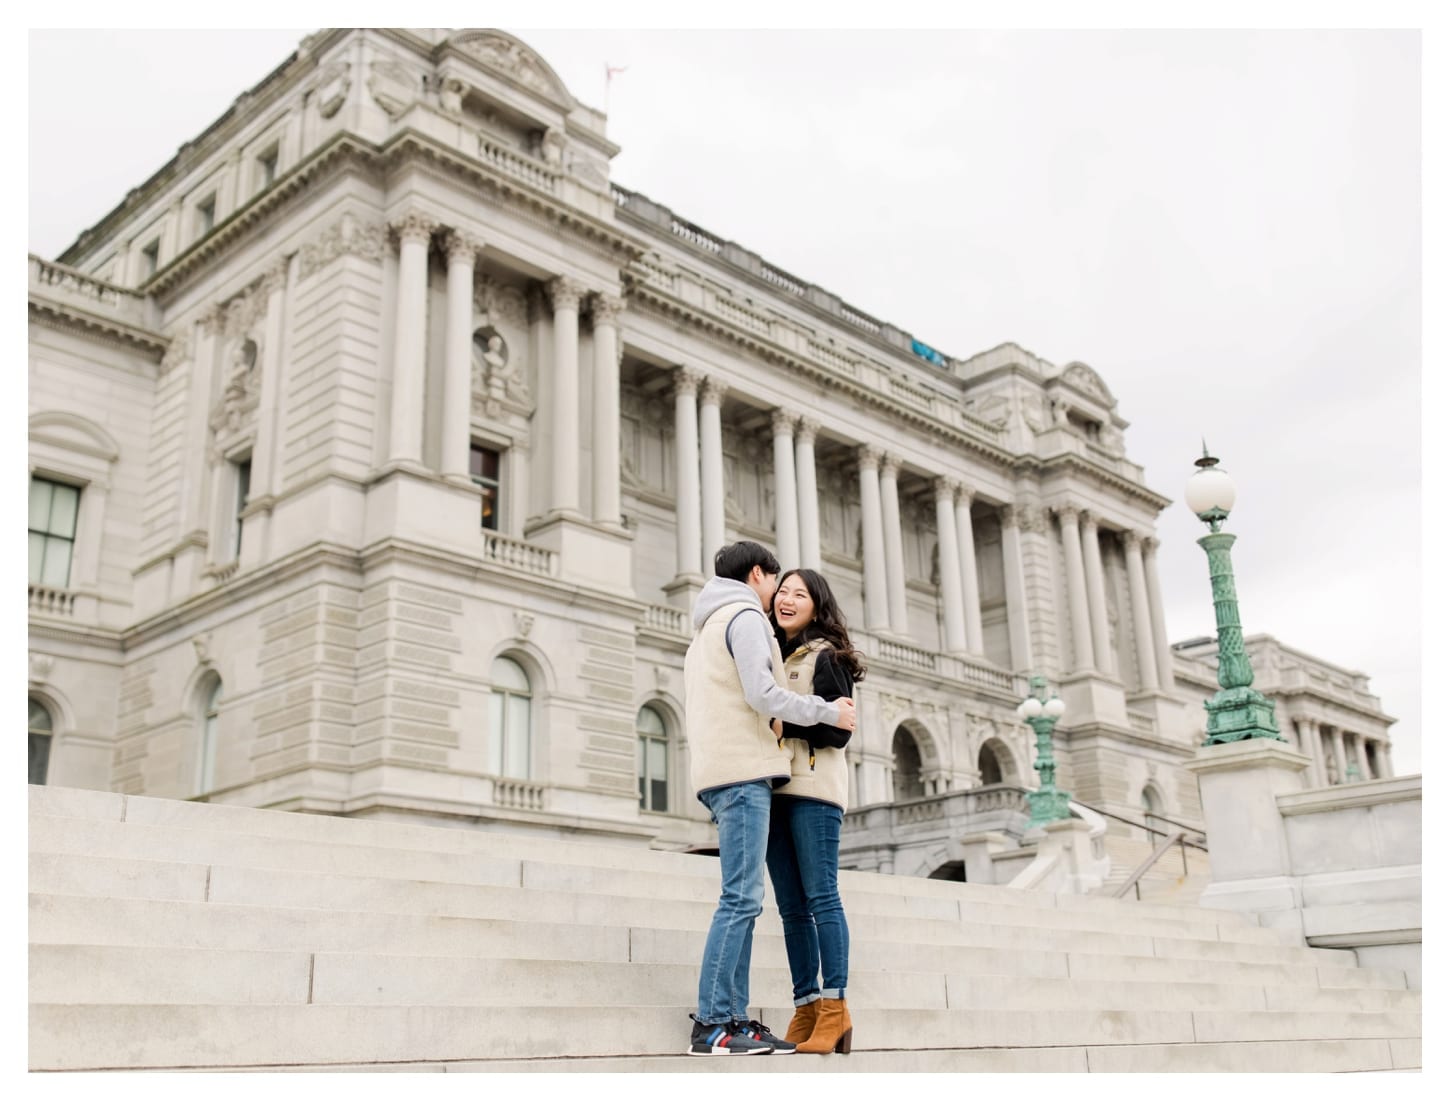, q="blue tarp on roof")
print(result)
[911,339,947,367]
